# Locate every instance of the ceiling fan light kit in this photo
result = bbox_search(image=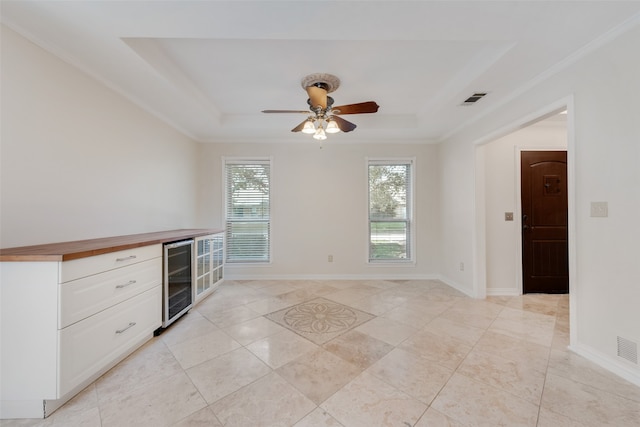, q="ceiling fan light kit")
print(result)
[313,127,327,140]
[301,119,316,134]
[325,119,341,134]
[262,73,380,141]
